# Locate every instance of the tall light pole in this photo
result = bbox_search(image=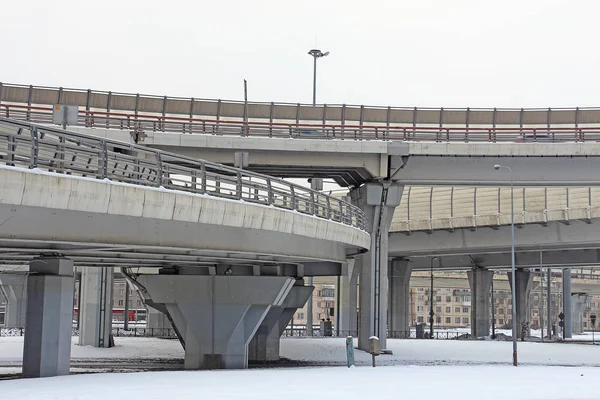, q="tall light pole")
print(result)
[494,164,518,366]
[430,256,438,339]
[306,49,328,337]
[308,49,330,106]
